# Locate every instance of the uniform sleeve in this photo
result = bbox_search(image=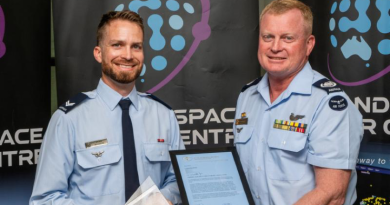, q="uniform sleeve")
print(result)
[307,93,363,169]
[30,110,76,205]
[160,110,185,204]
